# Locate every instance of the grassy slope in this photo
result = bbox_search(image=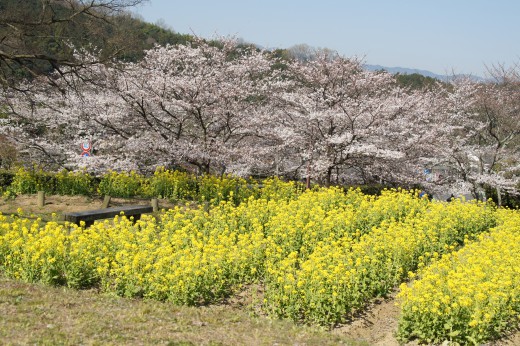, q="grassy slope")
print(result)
[0,277,363,346]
